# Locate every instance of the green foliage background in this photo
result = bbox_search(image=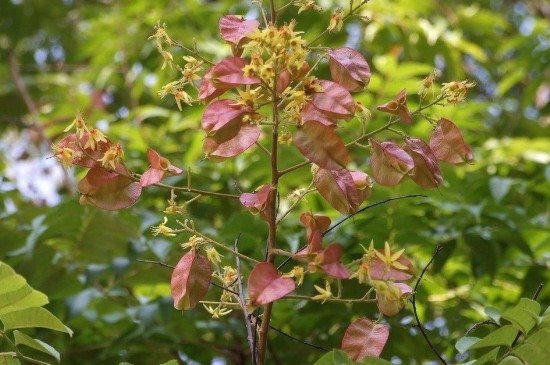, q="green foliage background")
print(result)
[1,0,549,364]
